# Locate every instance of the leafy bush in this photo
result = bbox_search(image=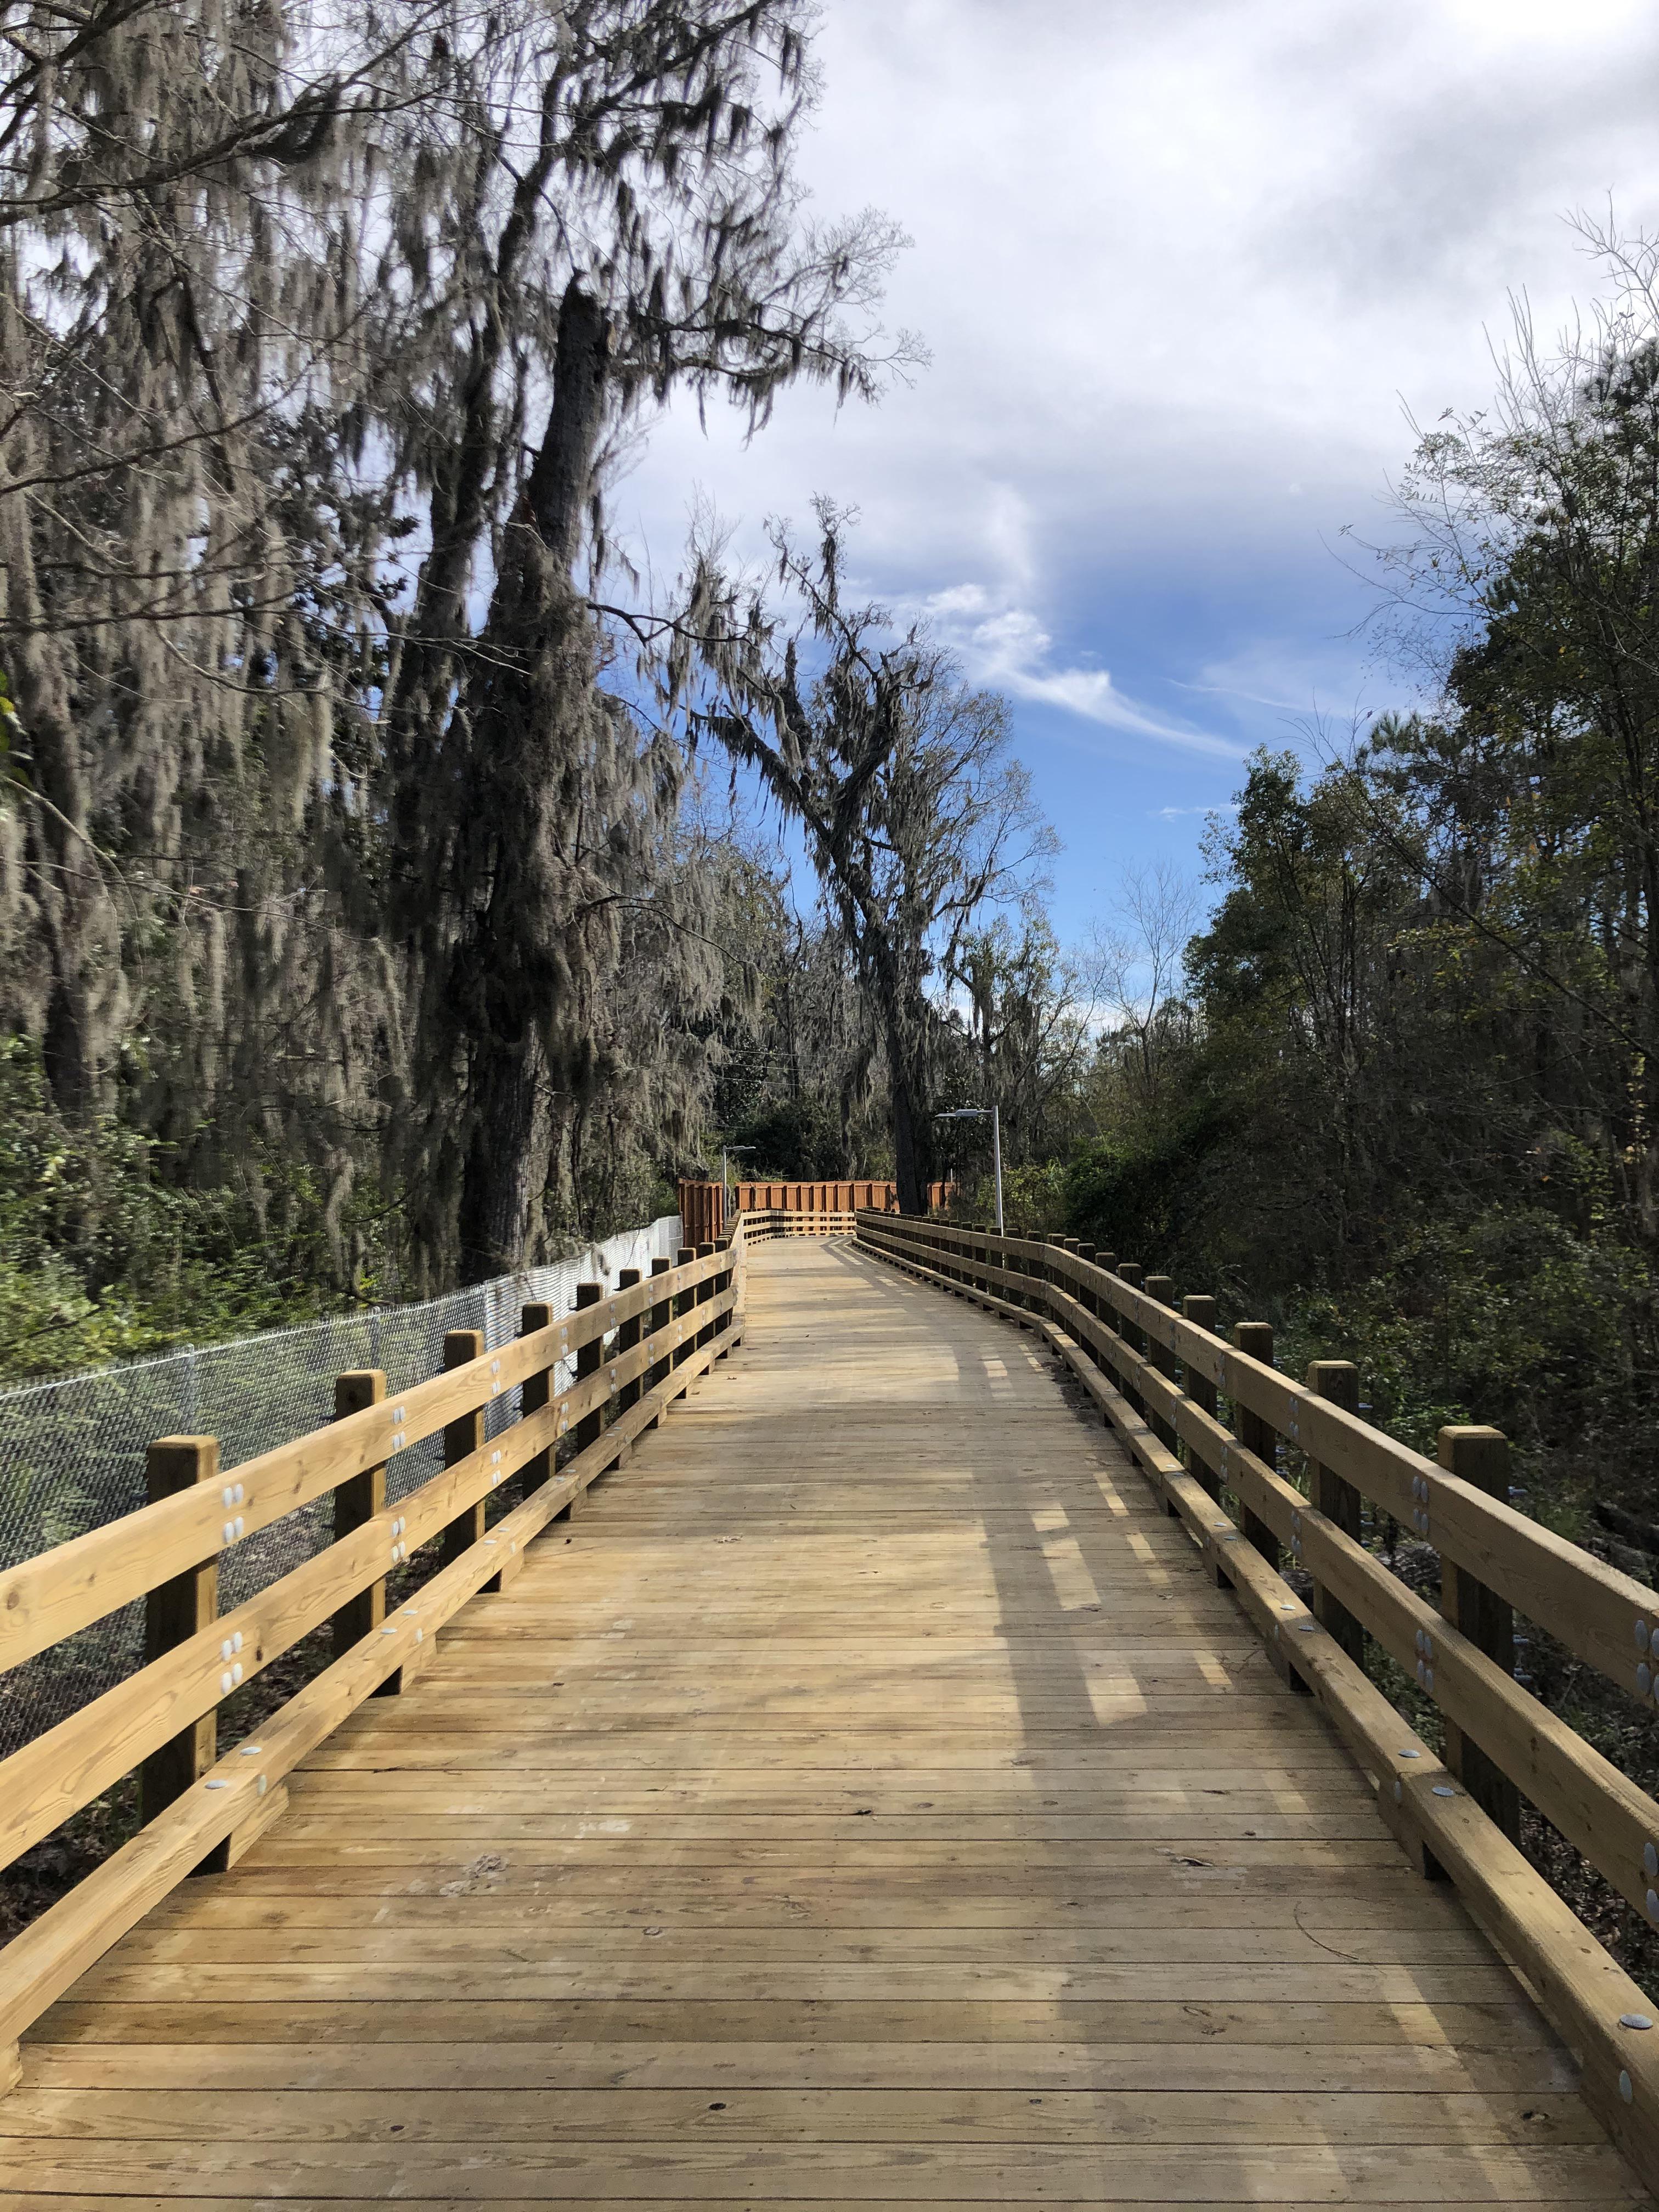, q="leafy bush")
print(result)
[1062,1096,1237,1264]
[0,1040,372,1385]
[726,1096,852,1181]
